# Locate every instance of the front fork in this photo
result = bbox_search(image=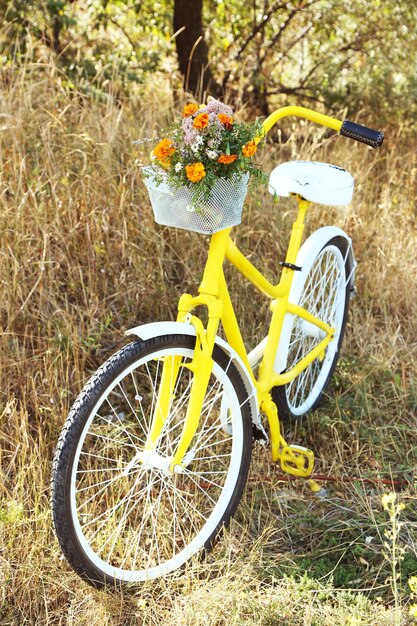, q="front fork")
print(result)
[144,294,221,473]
